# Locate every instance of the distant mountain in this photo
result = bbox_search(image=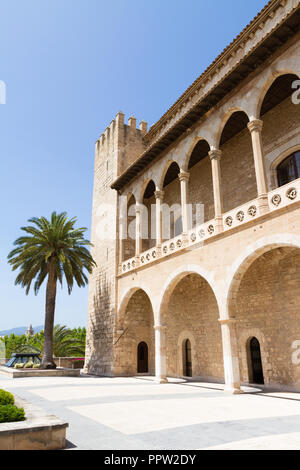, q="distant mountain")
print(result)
[0,325,44,336]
